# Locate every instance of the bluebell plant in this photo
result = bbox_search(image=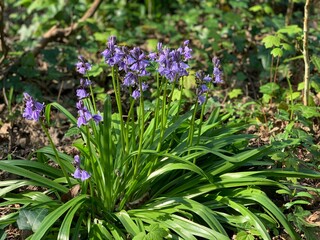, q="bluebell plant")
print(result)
[10,35,314,240]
